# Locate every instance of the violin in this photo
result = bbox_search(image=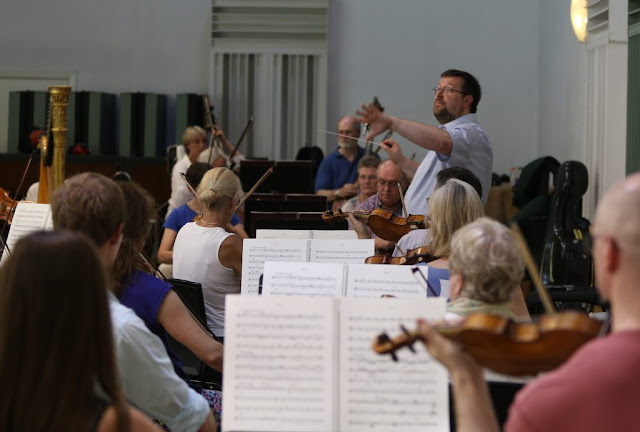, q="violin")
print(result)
[0,188,17,225]
[365,246,437,265]
[372,311,603,376]
[322,208,426,242]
